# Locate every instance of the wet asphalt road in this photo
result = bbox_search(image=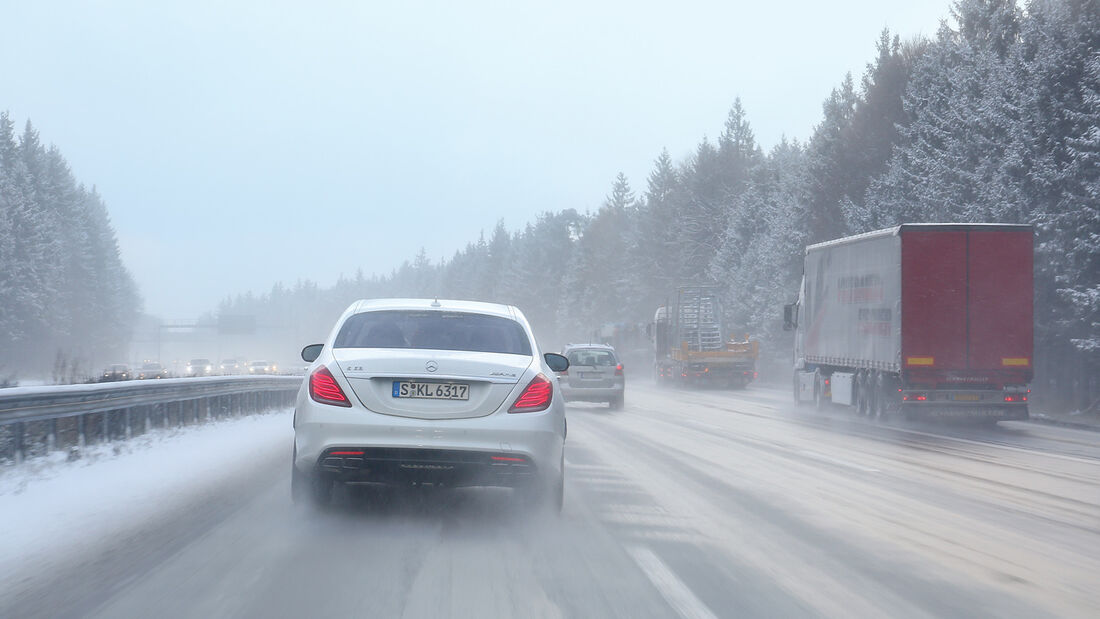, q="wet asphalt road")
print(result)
[5,383,1099,618]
